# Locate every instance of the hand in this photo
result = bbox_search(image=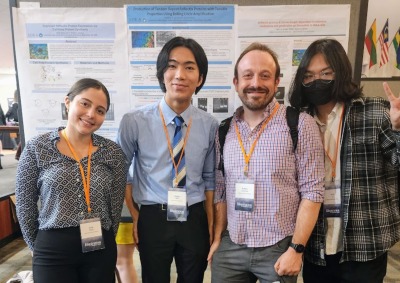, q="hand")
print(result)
[274,248,303,277]
[207,238,221,265]
[383,82,400,131]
